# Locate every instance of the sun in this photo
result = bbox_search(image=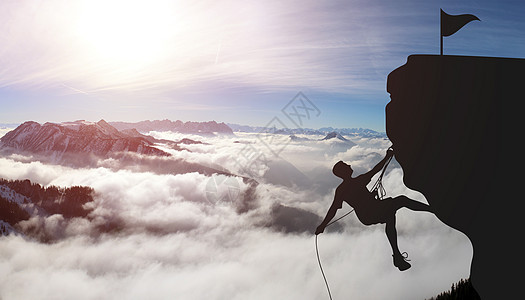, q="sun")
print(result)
[63,0,229,90]
[75,0,176,68]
